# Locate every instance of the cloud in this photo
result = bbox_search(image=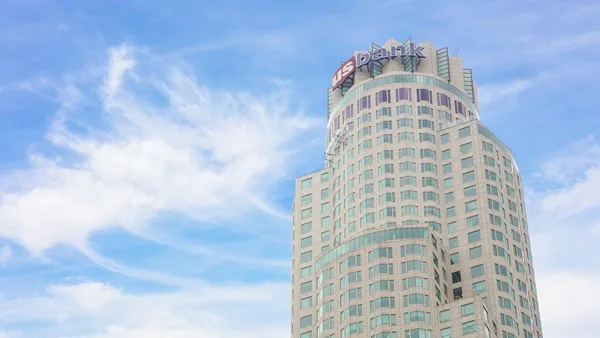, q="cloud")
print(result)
[477,73,551,109]
[0,245,11,267]
[0,43,320,261]
[532,135,600,184]
[537,271,600,338]
[104,44,136,104]
[525,135,600,336]
[590,222,600,236]
[0,281,289,338]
